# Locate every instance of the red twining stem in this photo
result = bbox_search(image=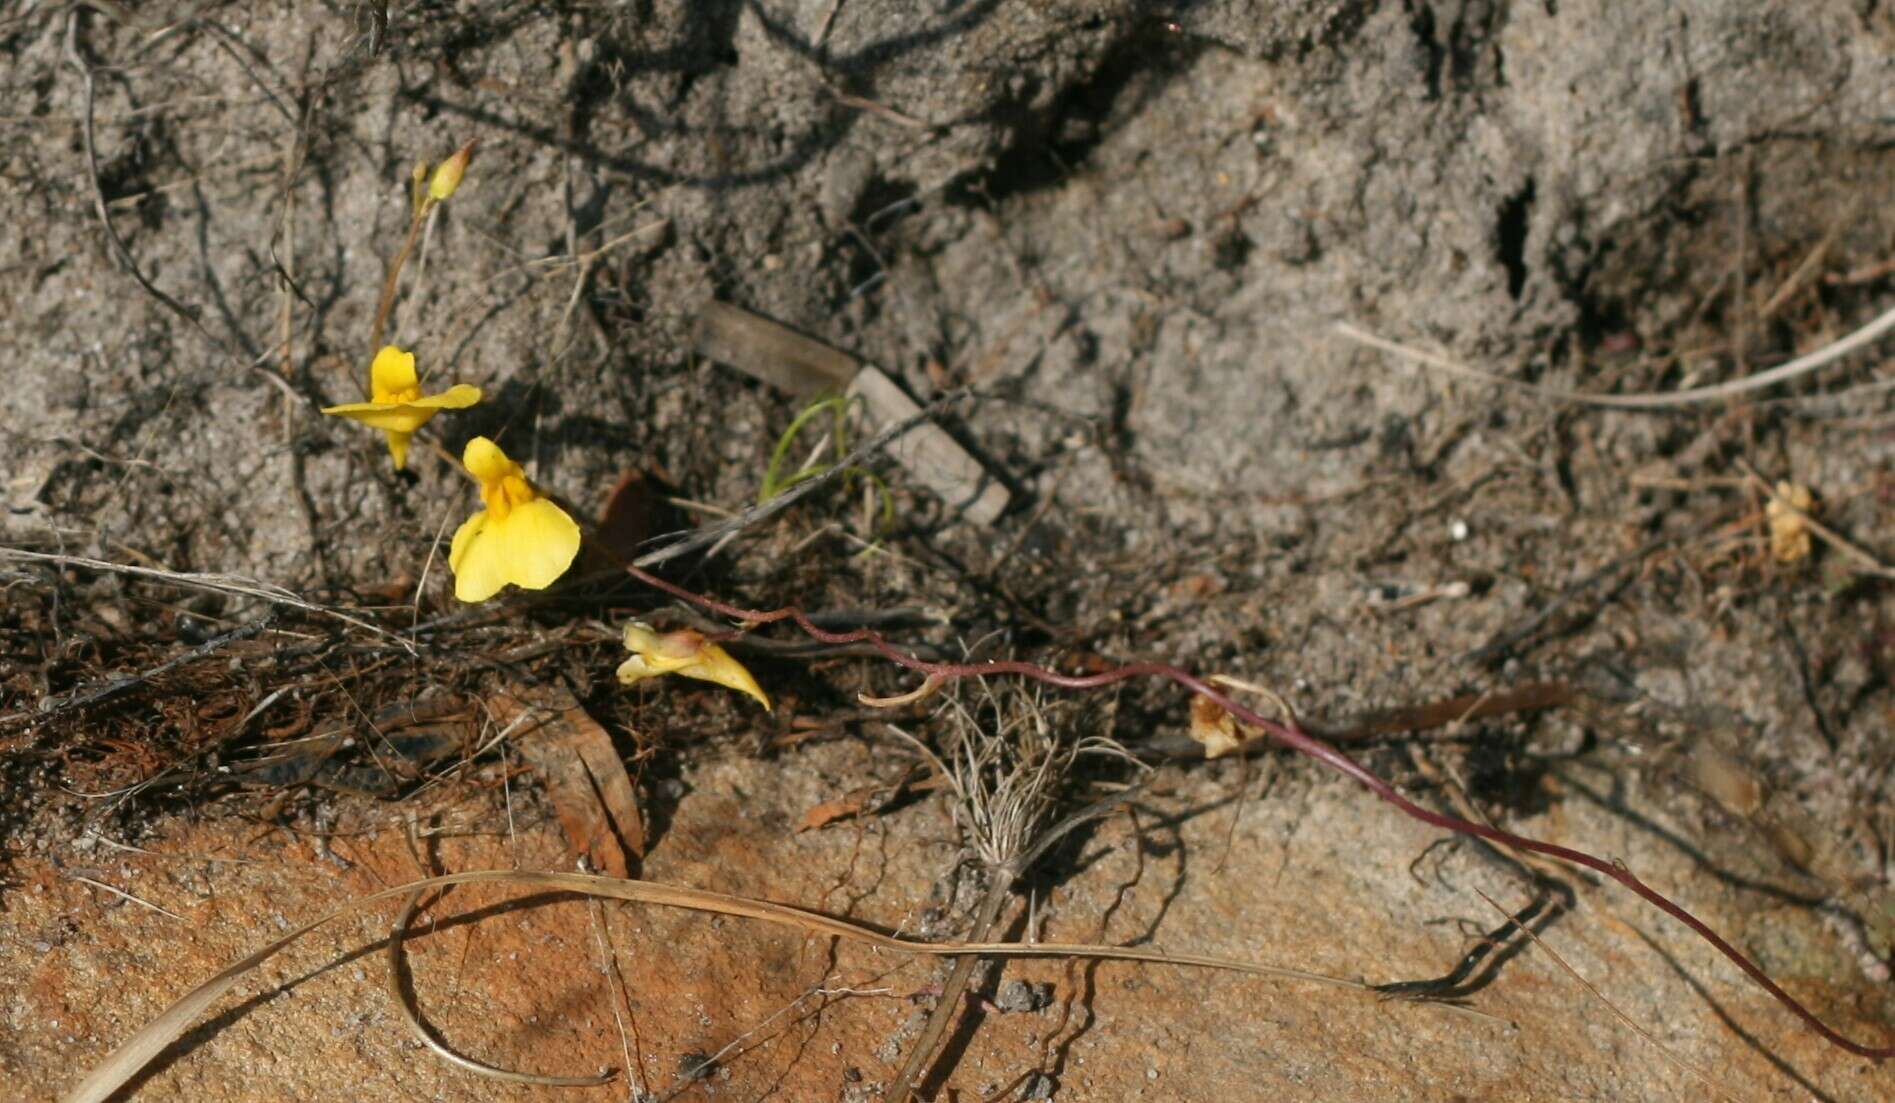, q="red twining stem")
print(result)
[626,565,1894,1059]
